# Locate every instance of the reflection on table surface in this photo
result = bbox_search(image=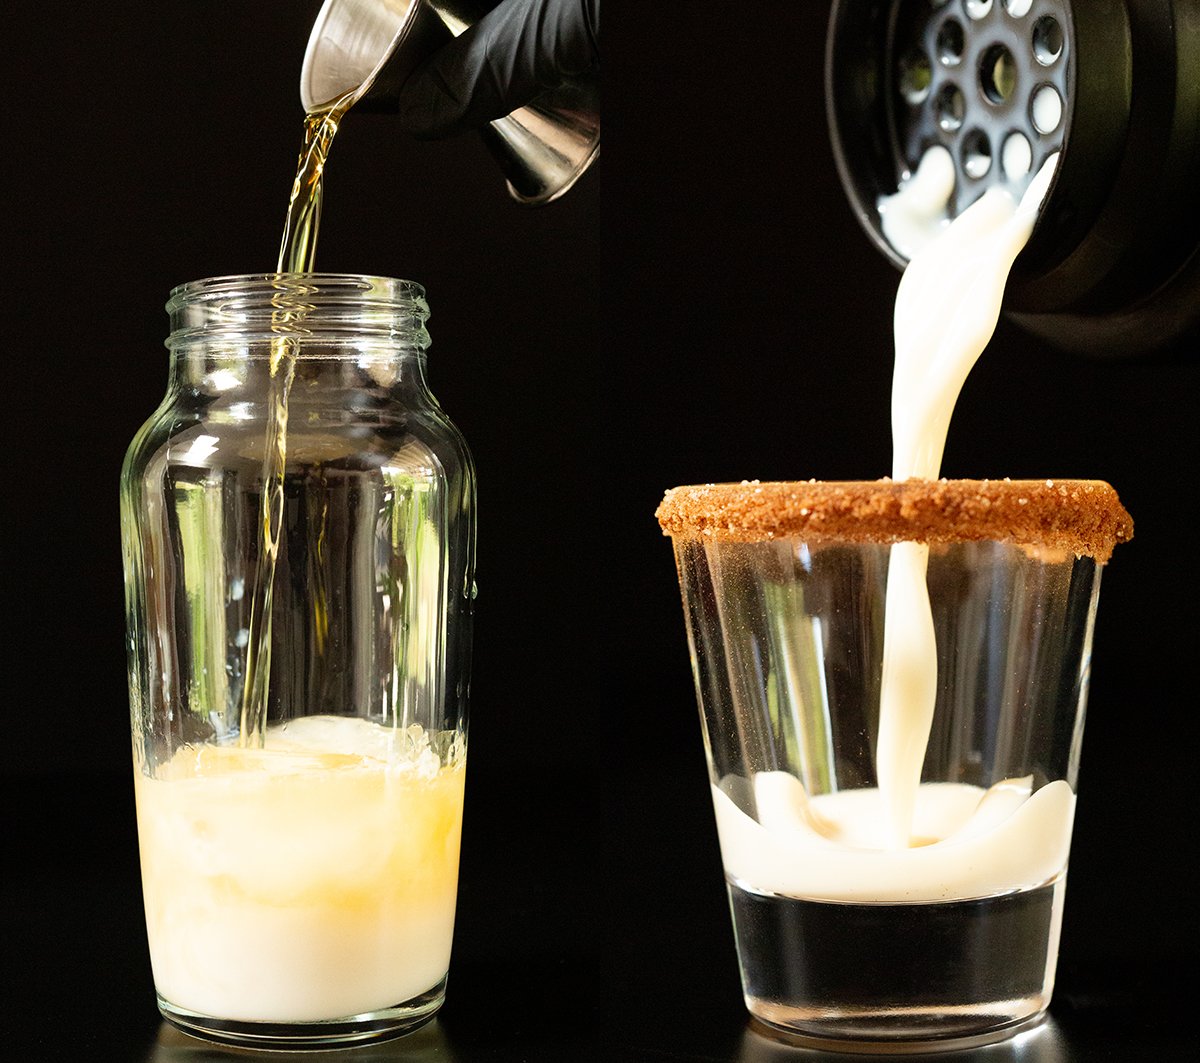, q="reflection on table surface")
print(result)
[739,1015,1068,1063]
[146,1013,1074,1063]
[146,1019,458,1062]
